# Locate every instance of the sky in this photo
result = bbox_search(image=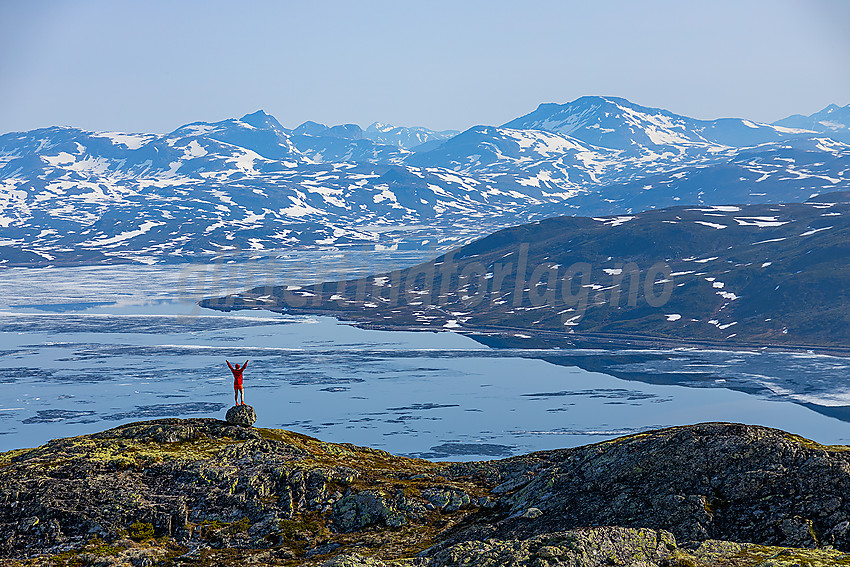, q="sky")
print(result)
[1,0,849,135]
